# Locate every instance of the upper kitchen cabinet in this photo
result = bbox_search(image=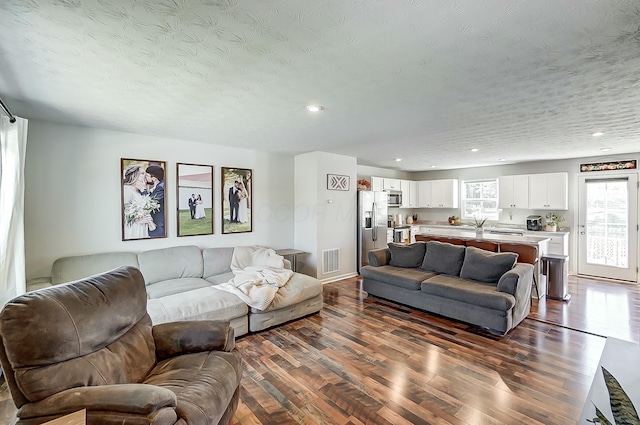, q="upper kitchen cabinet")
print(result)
[499,175,529,209]
[417,179,458,208]
[371,176,384,192]
[417,180,432,207]
[528,172,568,210]
[382,178,401,191]
[400,180,417,208]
